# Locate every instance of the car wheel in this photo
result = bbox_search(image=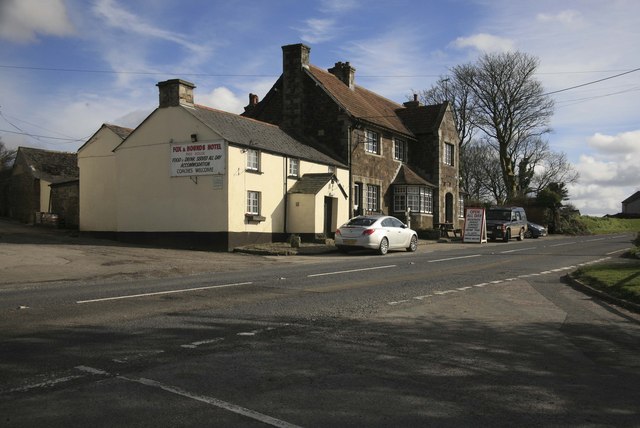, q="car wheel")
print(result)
[407,235,418,252]
[378,237,389,255]
[517,228,525,241]
[525,229,532,239]
[503,229,510,242]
